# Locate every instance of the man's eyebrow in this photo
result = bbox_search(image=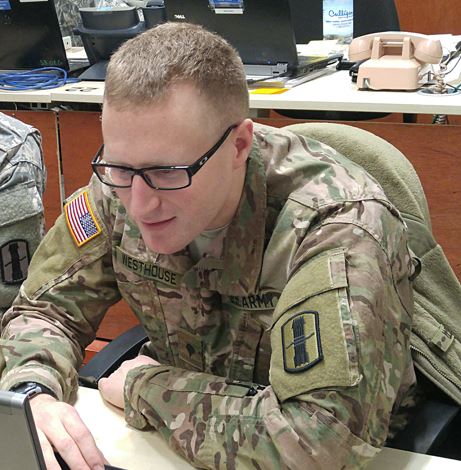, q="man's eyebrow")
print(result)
[104,159,133,167]
[101,152,133,167]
